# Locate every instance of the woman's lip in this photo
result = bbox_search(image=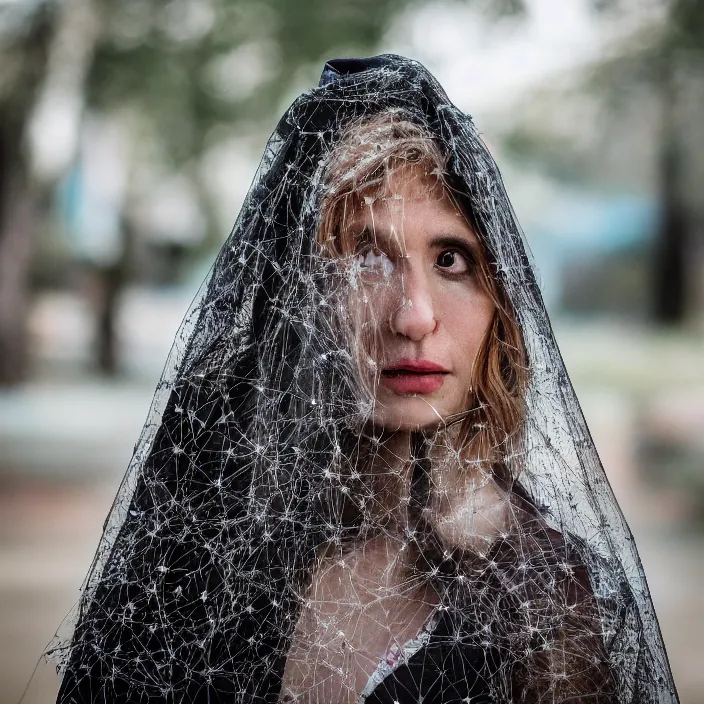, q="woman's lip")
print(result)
[380,371,447,395]
[383,359,449,373]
